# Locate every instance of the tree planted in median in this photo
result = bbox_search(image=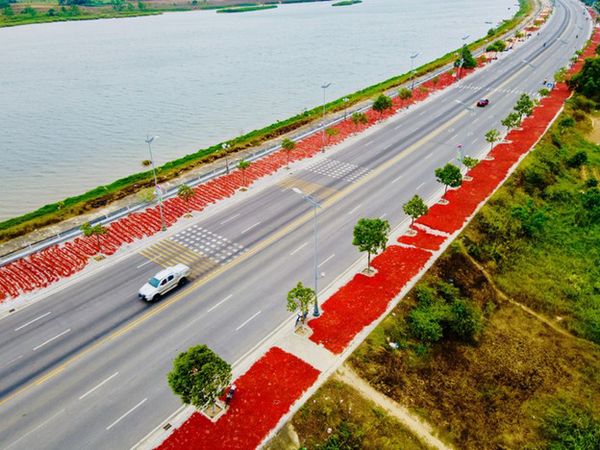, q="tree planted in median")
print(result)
[281,138,296,168]
[351,112,368,131]
[461,156,479,169]
[325,127,339,145]
[167,344,232,412]
[397,87,413,108]
[352,217,390,272]
[177,184,195,215]
[514,93,534,120]
[286,282,315,325]
[485,128,501,151]
[238,159,251,186]
[403,195,428,224]
[501,112,521,132]
[81,222,107,255]
[435,163,462,193]
[372,94,393,119]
